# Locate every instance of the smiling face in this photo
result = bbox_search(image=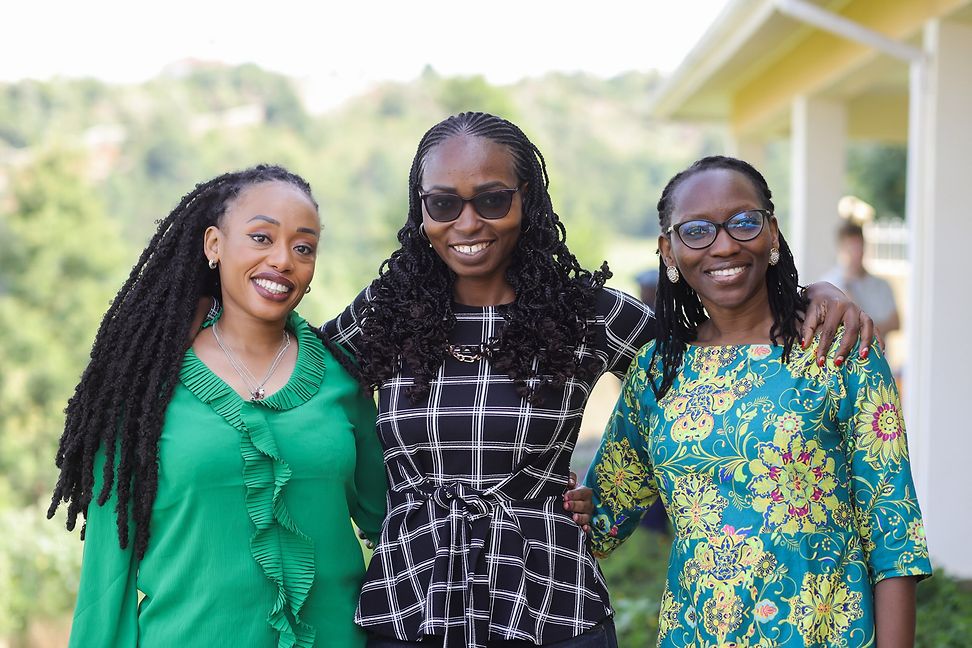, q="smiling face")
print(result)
[204,180,320,324]
[420,134,523,304]
[658,167,779,316]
